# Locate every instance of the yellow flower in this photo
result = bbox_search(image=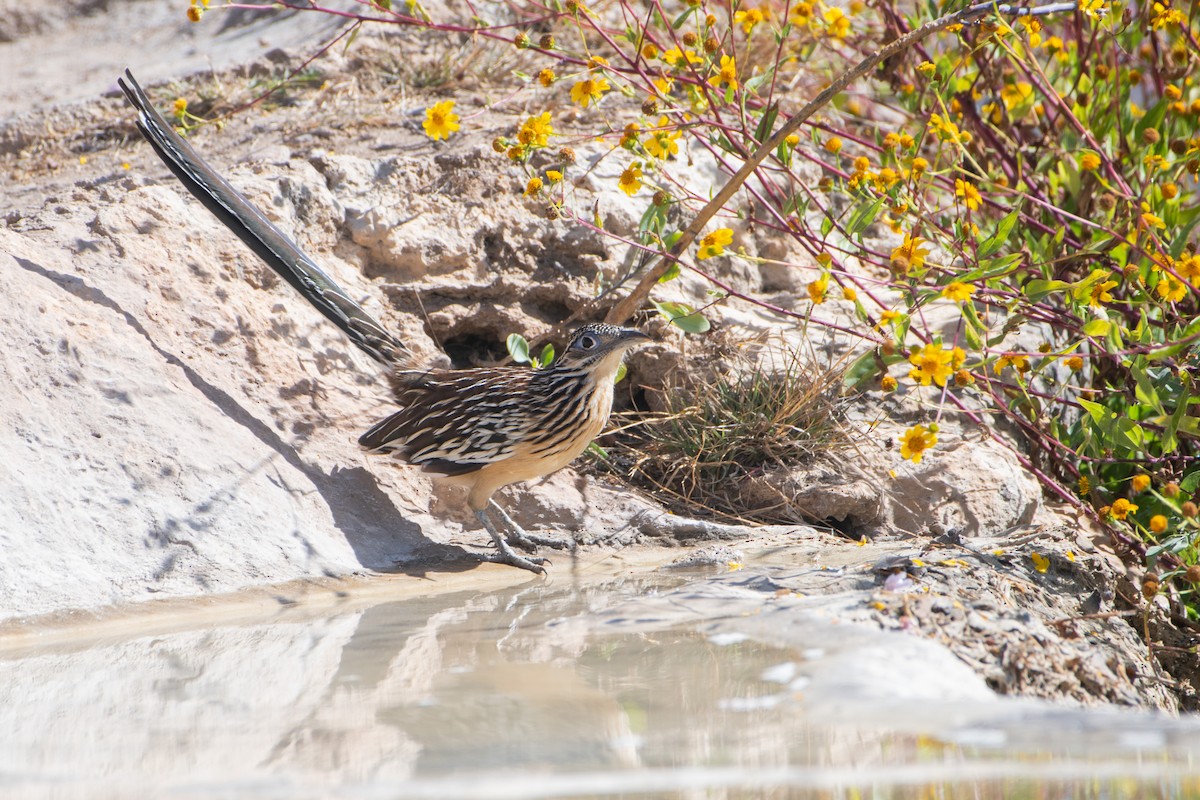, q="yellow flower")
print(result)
[1110,497,1138,520]
[524,176,543,197]
[917,61,936,77]
[950,346,966,369]
[1066,355,1084,371]
[423,100,460,141]
[1139,202,1165,230]
[546,169,563,183]
[1131,474,1151,493]
[172,97,188,119]
[697,227,734,260]
[891,233,930,273]
[618,162,643,196]
[1079,152,1101,171]
[823,6,850,39]
[1000,82,1033,111]
[824,136,843,155]
[929,113,970,146]
[874,168,900,190]
[1087,270,1118,307]
[733,5,768,33]
[1150,514,1168,534]
[517,112,555,147]
[881,374,898,392]
[954,179,981,211]
[537,69,556,87]
[1156,272,1188,302]
[587,56,610,72]
[900,424,937,464]
[1151,1,1185,28]
[808,274,829,304]
[942,282,974,302]
[1031,552,1050,574]
[644,117,681,159]
[710,55,738,90]
[908,343,954,387]
[789,1,812,23]
[879,310,900,327]
[1178,254,1200,287]
[1078,0,1107,19]
[570,76,610,107]
[993,353,1029,375]
[1017,16,1042,46]
[662,47,702,68]
[910,156,929,176]
[842,286,857,301]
